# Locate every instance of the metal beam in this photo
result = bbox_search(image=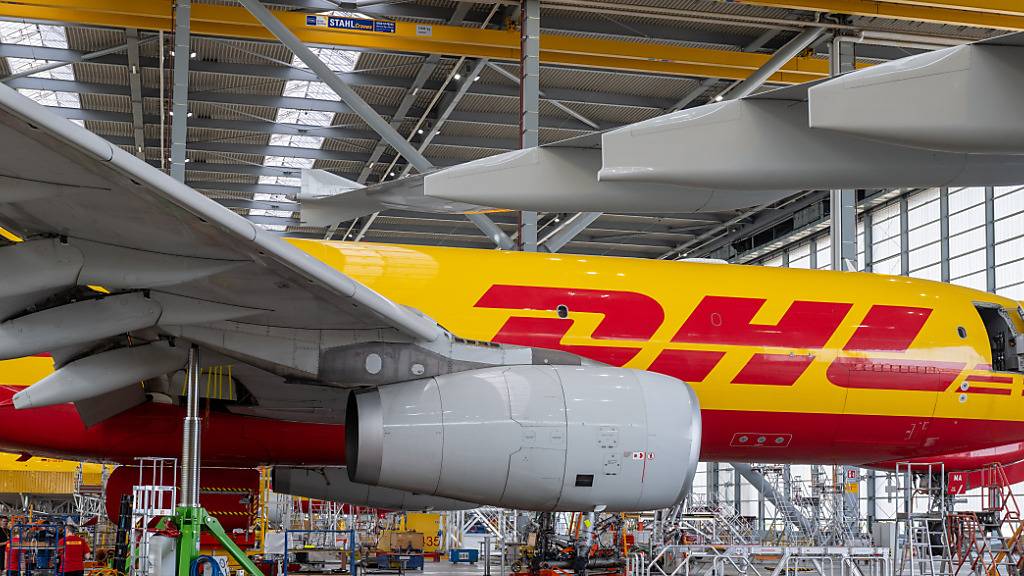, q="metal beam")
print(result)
[169,0,190,182]
[670,27,782,111]
[398,58,491,178]
[724,26,825,100]
[238,0,433,174]
[487,63,600,130]
[125,28,145,159]
[539,212,603,253]
[0,39,137,82]
[0,0,856,81]
[519,0,540,253]
[0,44,679,110]
[10,75,606,132]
